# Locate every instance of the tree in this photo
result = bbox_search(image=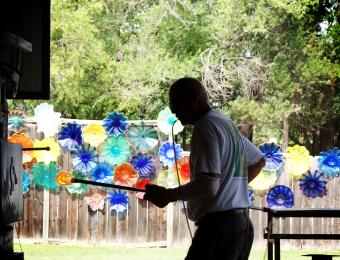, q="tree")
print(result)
[8,0,339,153]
